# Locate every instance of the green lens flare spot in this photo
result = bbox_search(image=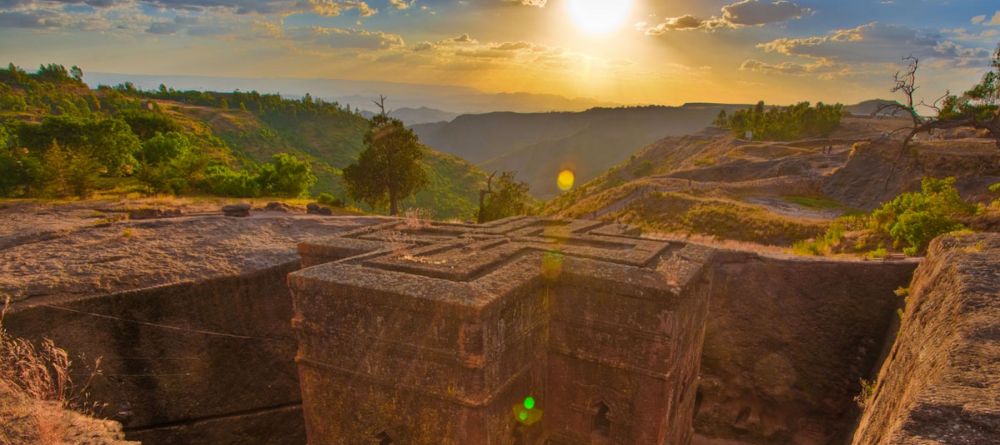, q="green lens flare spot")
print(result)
[518,410,528,421]
[523,396,535,410]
